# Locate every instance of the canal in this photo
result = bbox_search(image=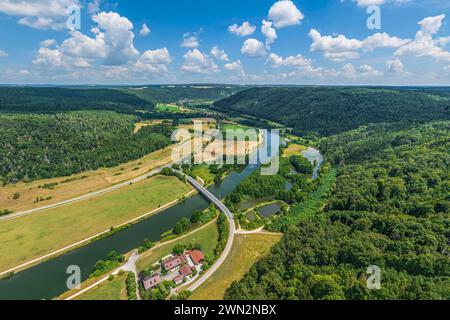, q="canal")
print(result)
[0,132,277,300]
